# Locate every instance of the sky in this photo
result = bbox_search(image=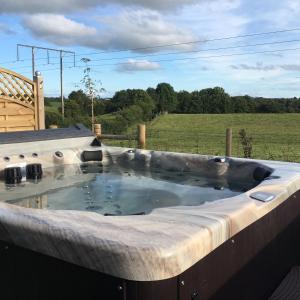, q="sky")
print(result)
[1,0,300,98]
